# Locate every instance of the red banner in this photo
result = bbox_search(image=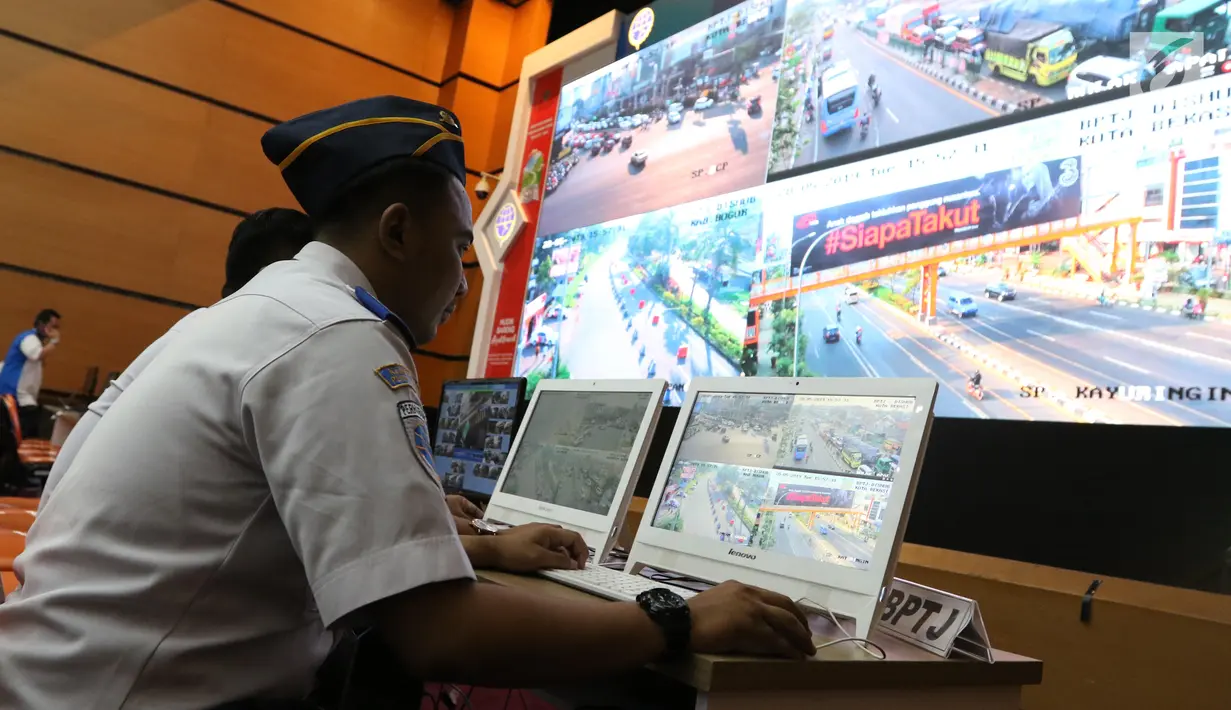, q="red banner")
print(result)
[484,67,563,376]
